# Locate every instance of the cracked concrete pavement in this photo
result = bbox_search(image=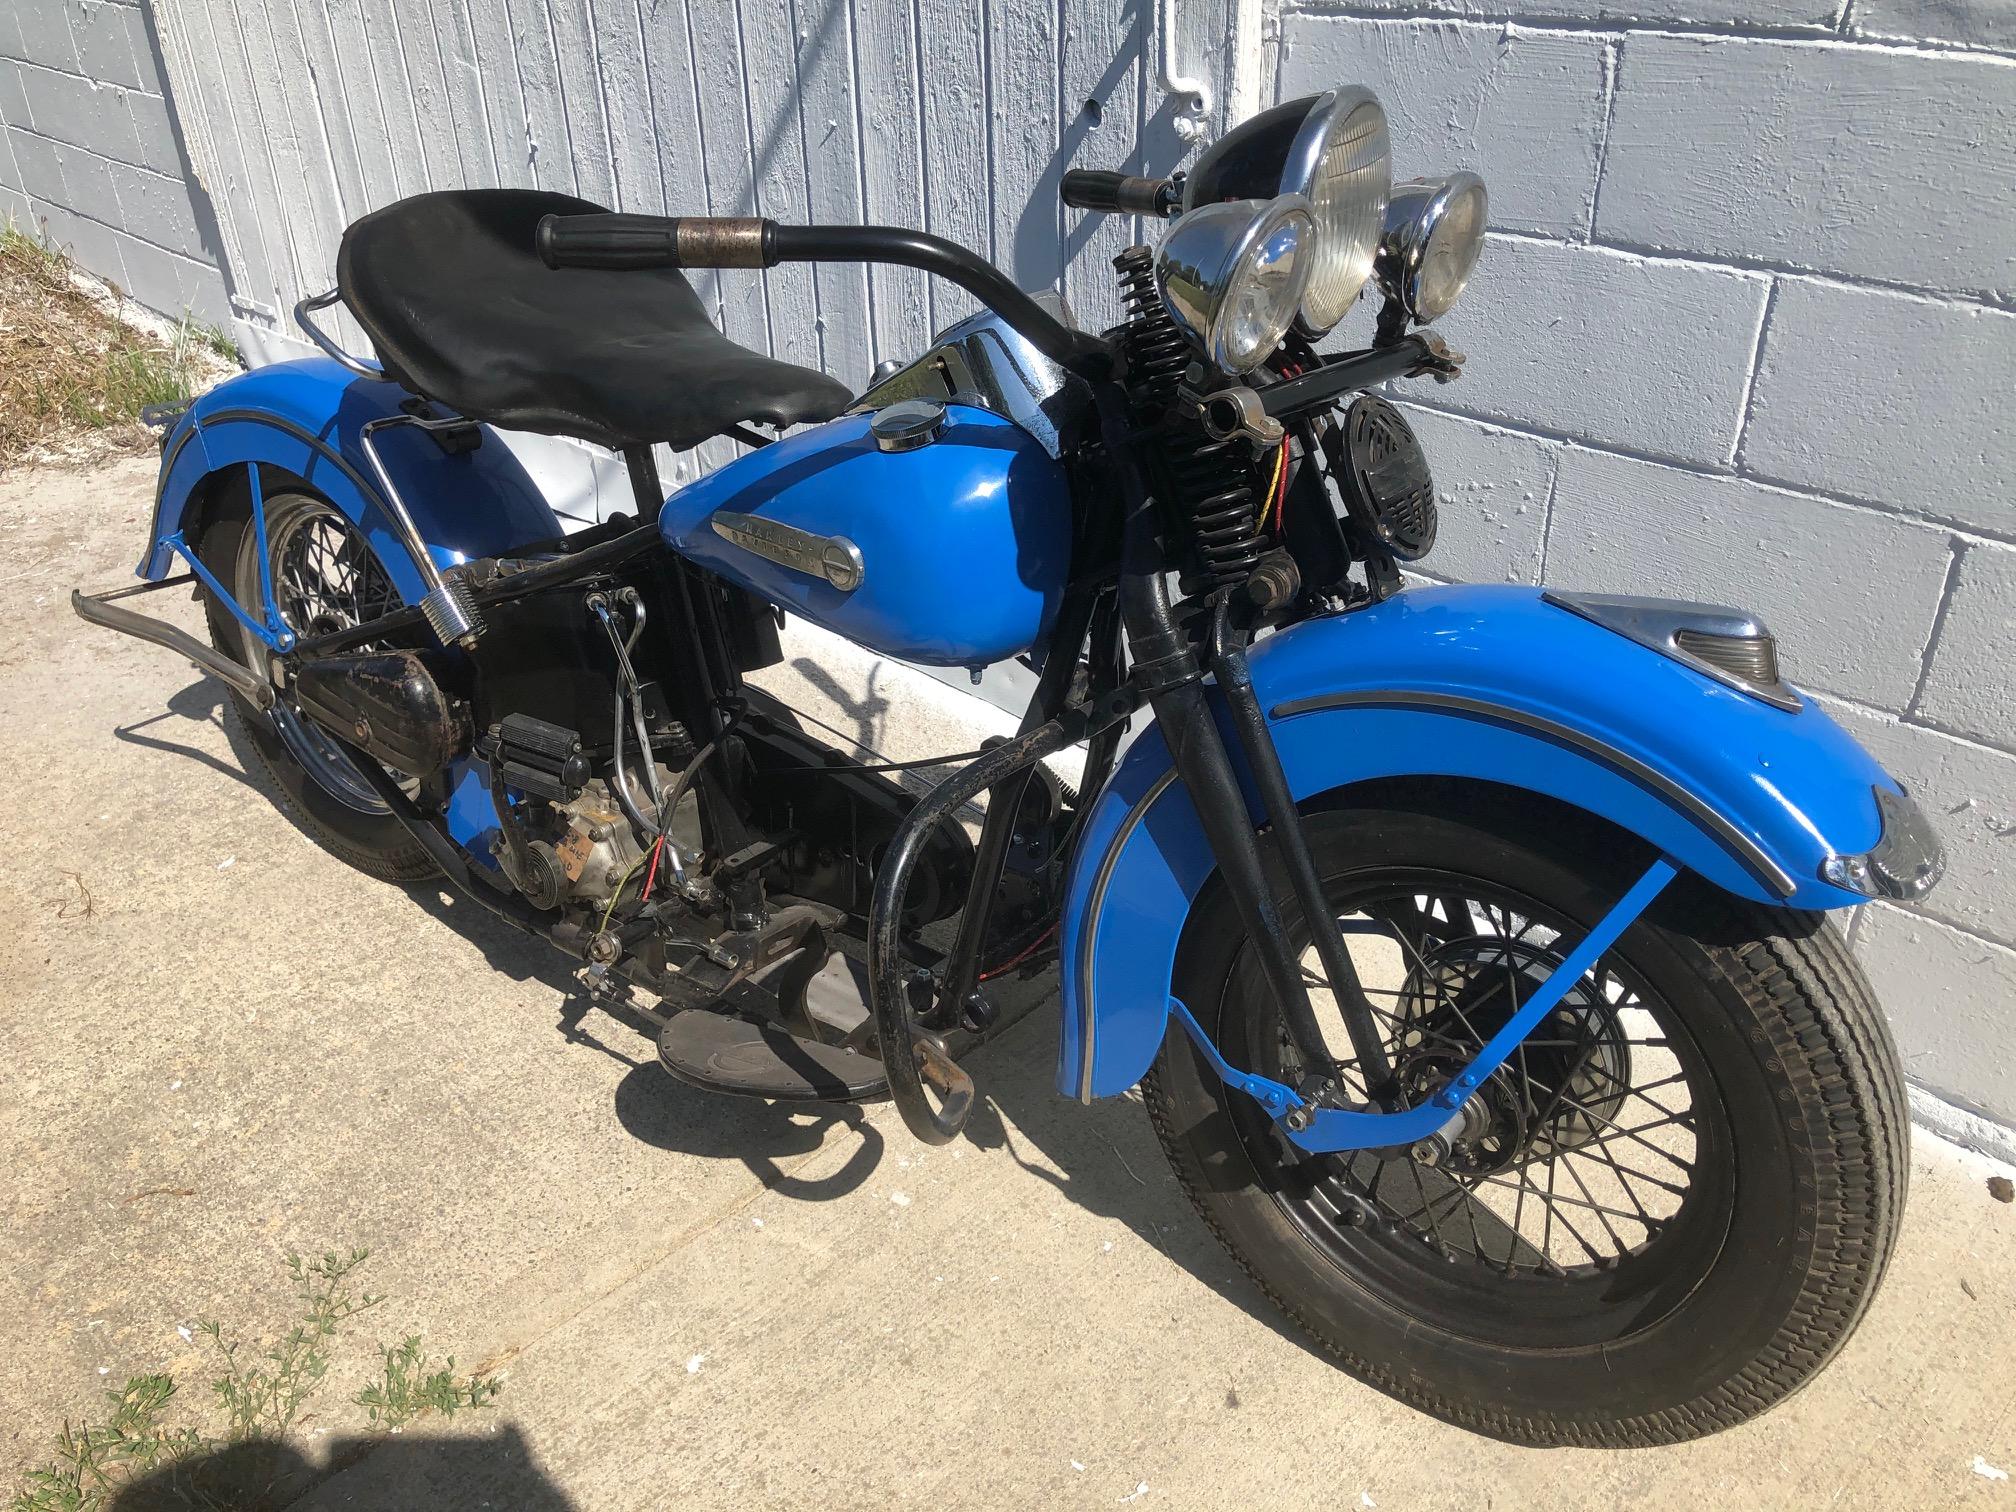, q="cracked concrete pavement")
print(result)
[3,456,2014,1509]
